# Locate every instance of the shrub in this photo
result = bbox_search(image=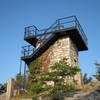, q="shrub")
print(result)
[83,73,92,84]
[28,58,80,100]
[94,62,100,81]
